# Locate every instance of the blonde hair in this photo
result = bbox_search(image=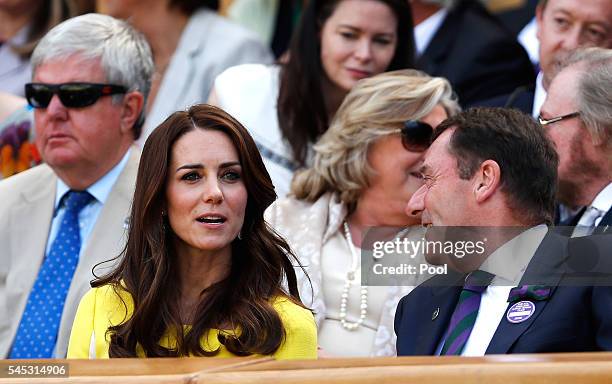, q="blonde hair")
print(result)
[291,69,460,204]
